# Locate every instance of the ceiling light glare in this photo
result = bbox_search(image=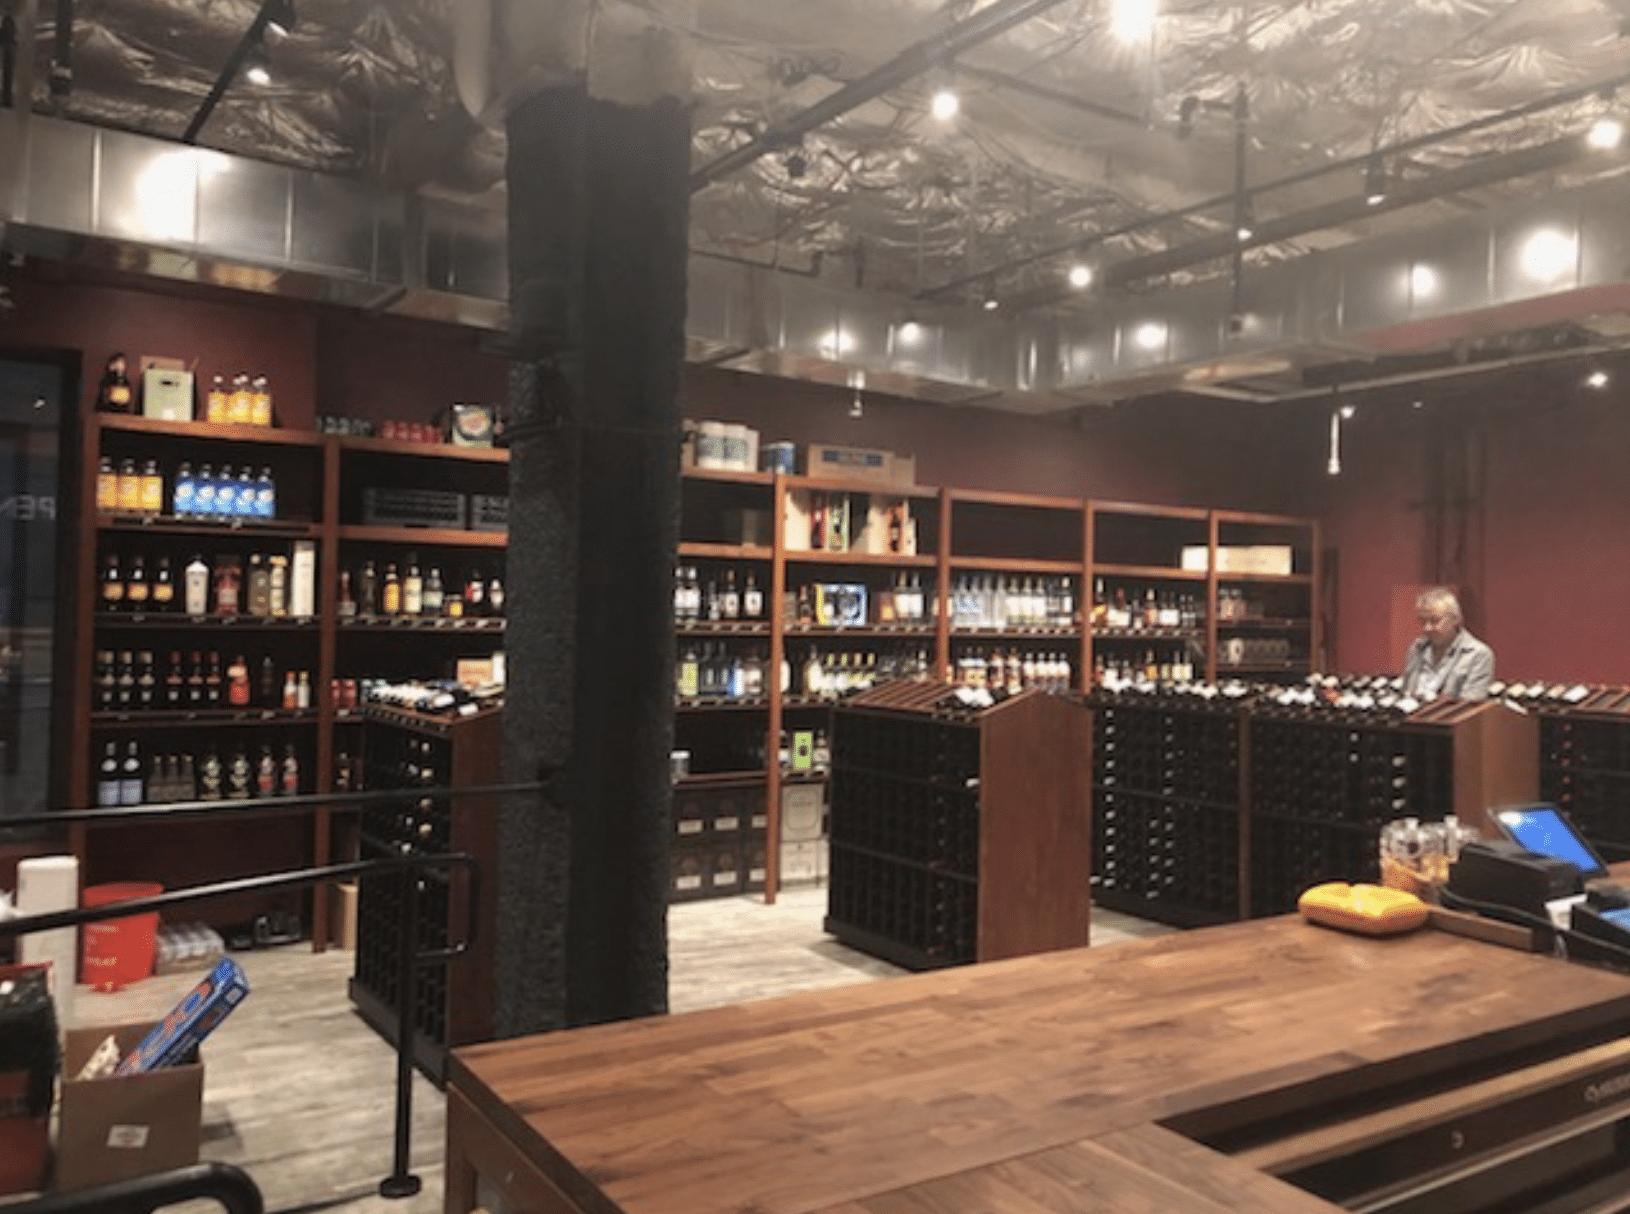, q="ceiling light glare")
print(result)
[1587,369,1610,389]
[1068,263,1093,289]
[1364,154,1387,206]
[265,0,296,36]
[1520,228,1578,283]
[930,88,960,121]
[1409,263,1439,301]
[244,51,272,87]
[1132,321,1167,352]
[1111,0,1158,43]
[1412,399,1424,409]
[896,320,925,346]
[1339,403,1357,419]
[819,328,855,358]
[982,296,1000,312]
[1588,115,1624,150]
